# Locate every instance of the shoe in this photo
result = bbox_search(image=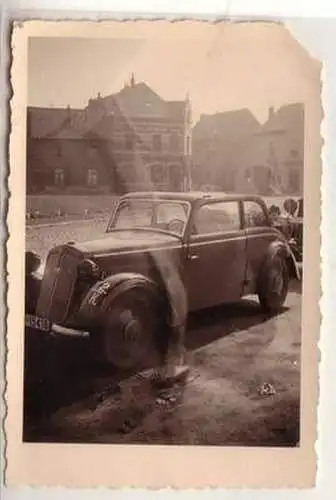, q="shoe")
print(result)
[153,364,190,388]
